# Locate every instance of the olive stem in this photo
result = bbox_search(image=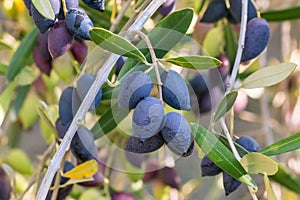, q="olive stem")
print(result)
[226,0,248,93]
[36,1,165,199]
[130,30,163,102]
